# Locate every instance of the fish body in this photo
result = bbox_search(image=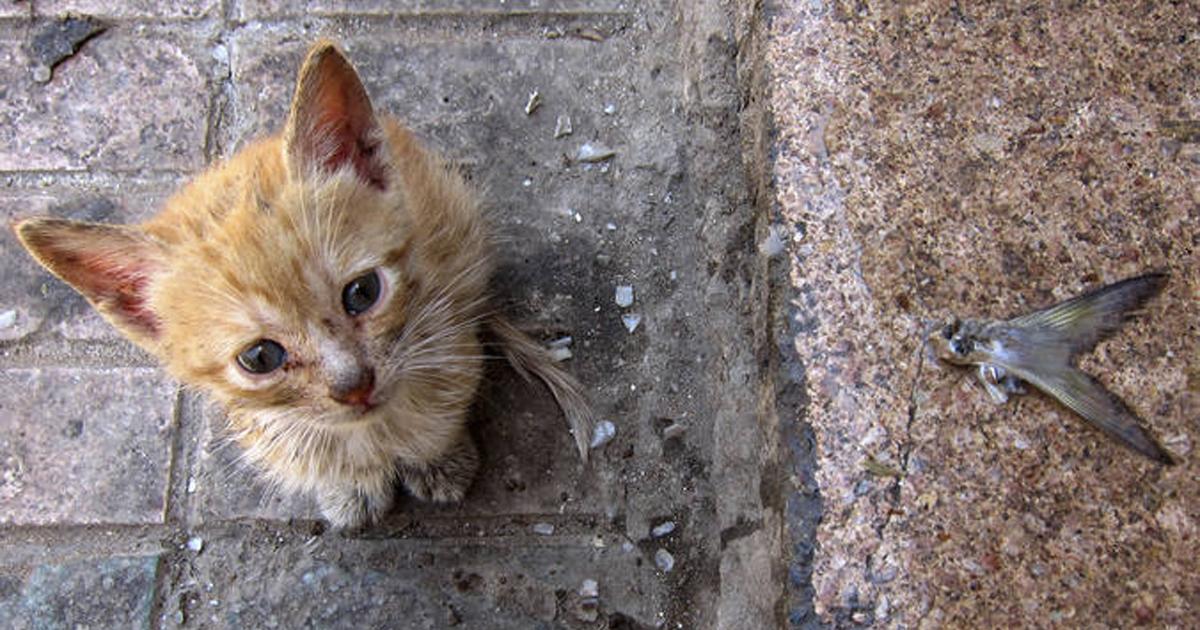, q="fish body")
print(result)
[931,273,1179,465]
